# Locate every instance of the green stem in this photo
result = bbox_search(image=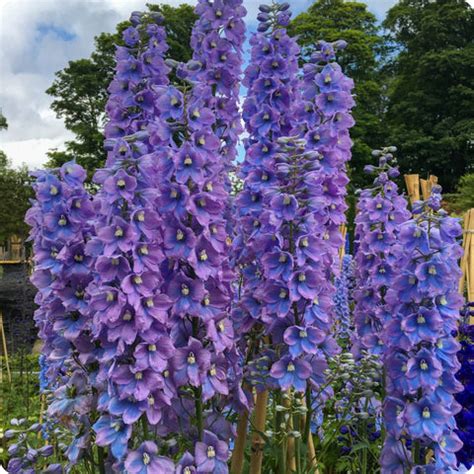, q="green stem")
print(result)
[195,386,203,441]
[276,392,286,474]
[303,385,311,444]
[142,415,149,440]
[97,446,106,474]
[294,410,302,474]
